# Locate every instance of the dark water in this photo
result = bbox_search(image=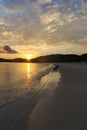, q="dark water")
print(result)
[0,63,53,106]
